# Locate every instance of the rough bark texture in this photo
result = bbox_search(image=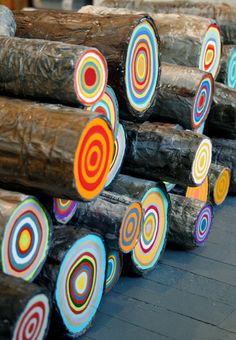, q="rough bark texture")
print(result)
[0,5,16,37]
[217,45,235,85]
[204,82,236,139]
